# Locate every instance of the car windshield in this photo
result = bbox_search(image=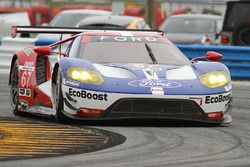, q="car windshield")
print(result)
[78,24,126,29]
[50,13,96,27]
[162,18,215,34]
[77,40,190,65]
